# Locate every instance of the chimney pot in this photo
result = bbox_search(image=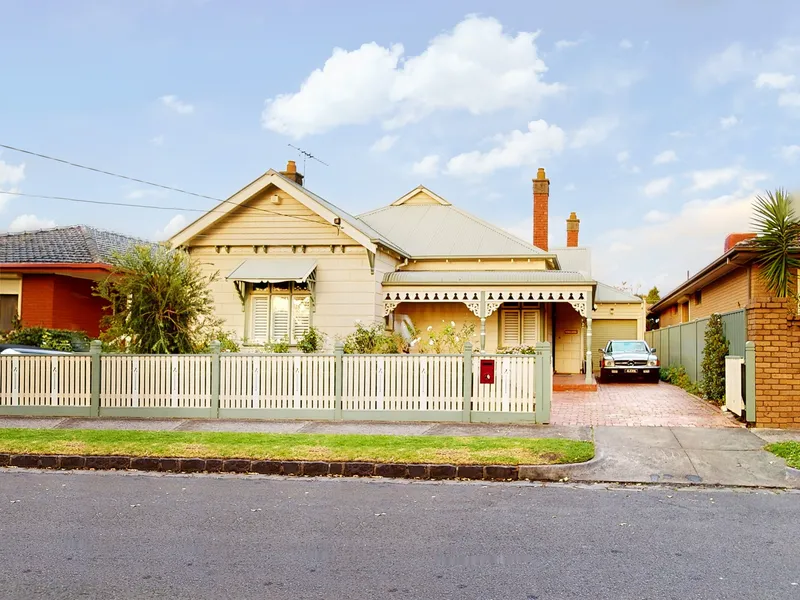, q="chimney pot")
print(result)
[286,160,297,173]
[280,159,304,186]
[566,212,580,247]
[532,167,550,251]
